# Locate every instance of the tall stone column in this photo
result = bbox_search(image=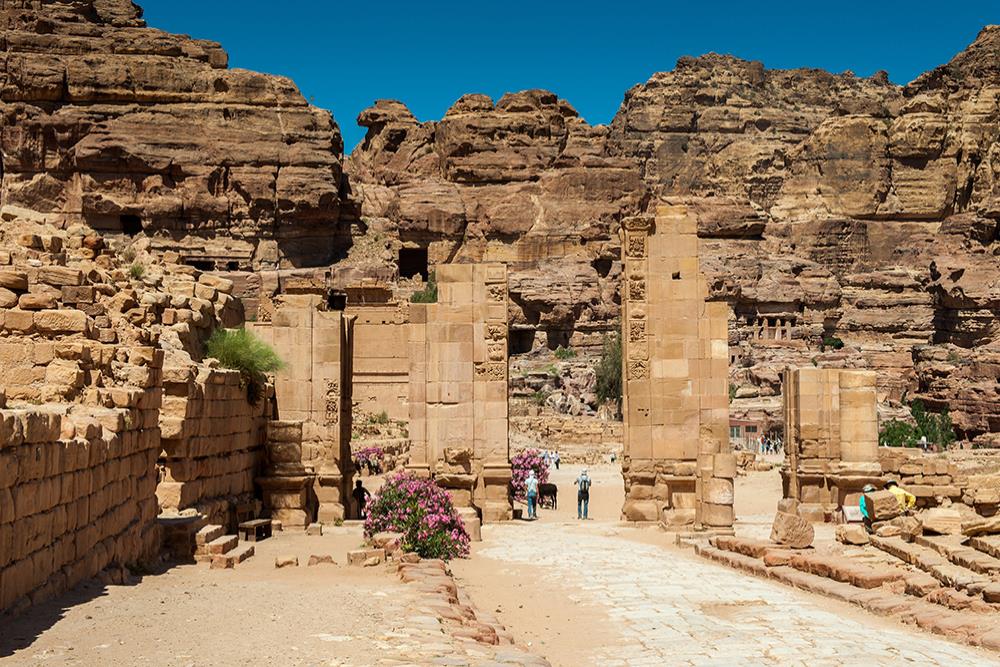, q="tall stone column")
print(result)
[621,202,733,532]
